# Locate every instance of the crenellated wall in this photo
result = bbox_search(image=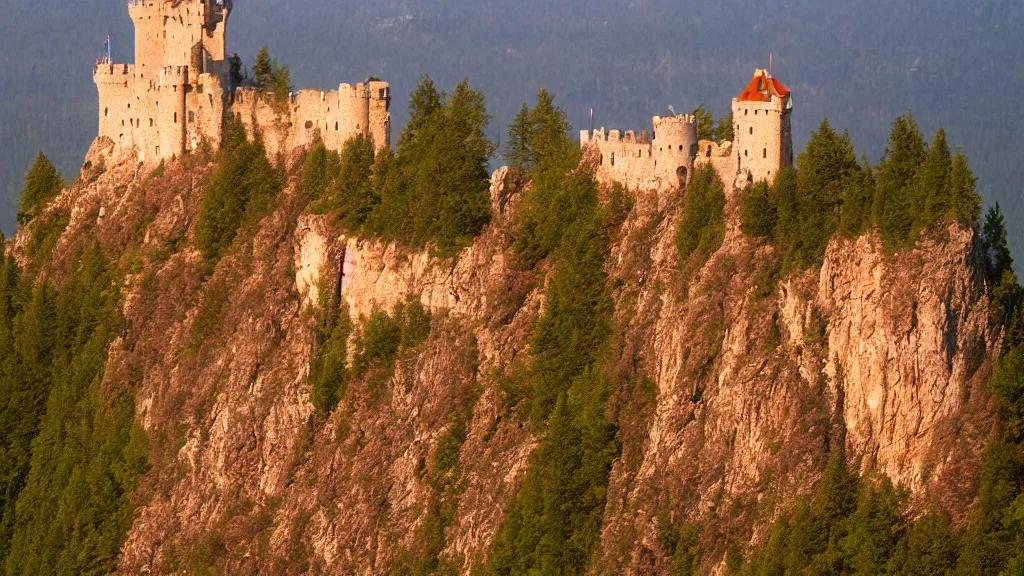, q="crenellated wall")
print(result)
[581,114,698,192]
[233,82,392,159]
